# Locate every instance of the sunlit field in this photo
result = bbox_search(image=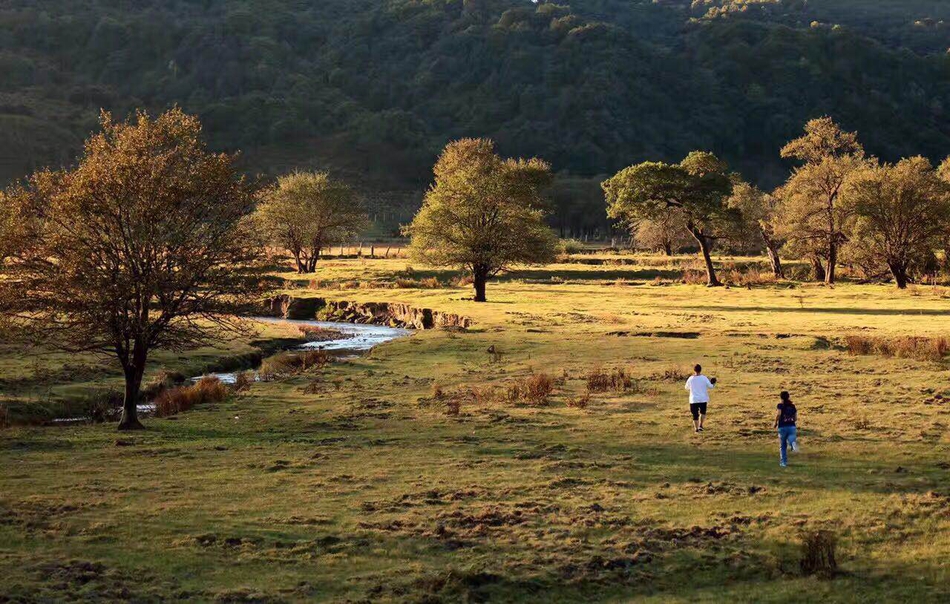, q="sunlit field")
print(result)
[2,253,949,602]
